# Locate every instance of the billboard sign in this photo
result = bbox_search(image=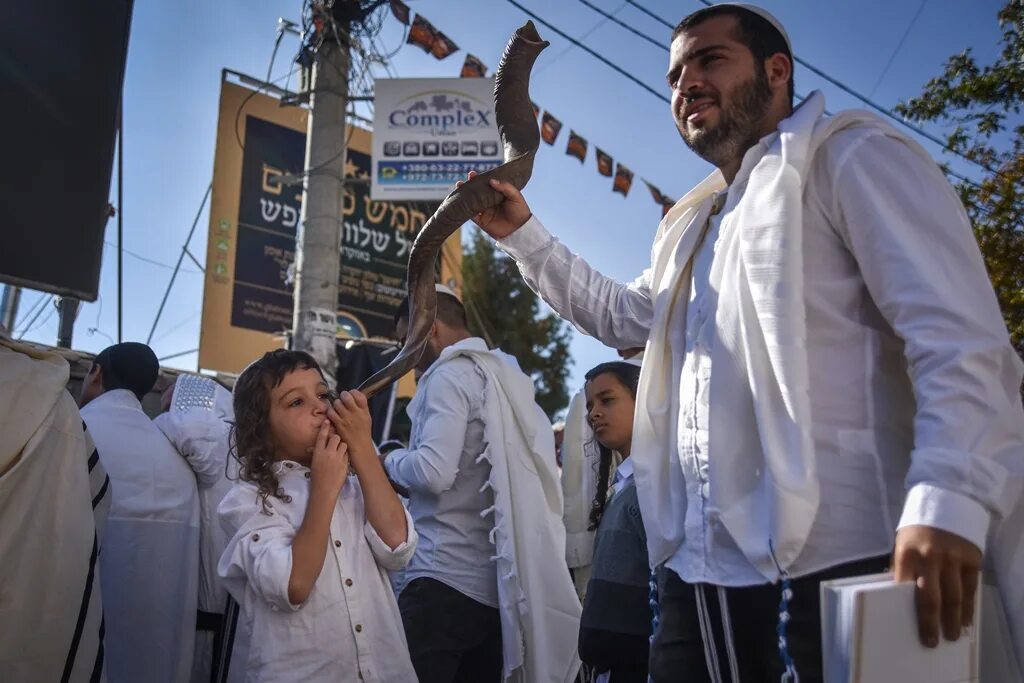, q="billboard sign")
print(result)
[371,77,503,201]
